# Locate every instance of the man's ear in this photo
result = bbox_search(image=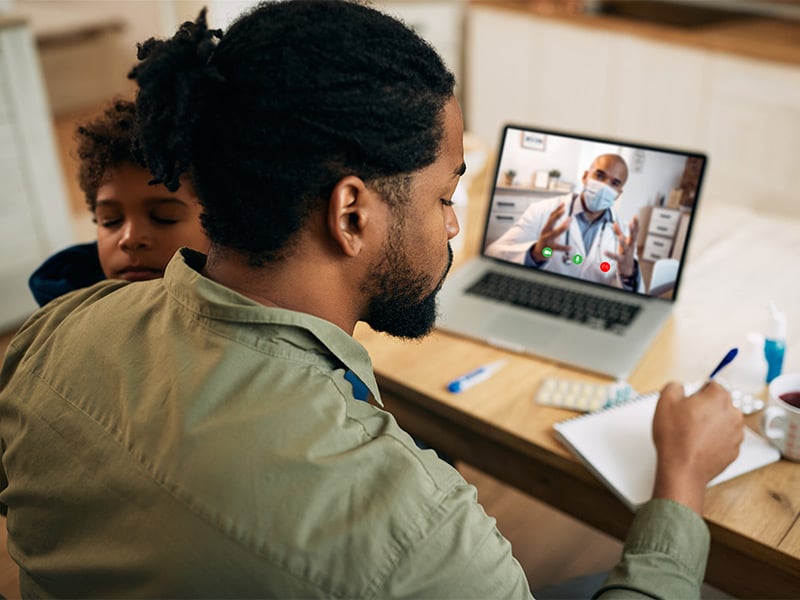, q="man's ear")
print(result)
[327,175,381,257]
